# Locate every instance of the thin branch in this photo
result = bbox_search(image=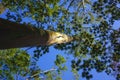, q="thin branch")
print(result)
[26,68,57,80]
[67,0,74,10]
[40,68,57,74]
[81,0,86,24]
[25,47,34,51]
[59,0,68,7]
[82,0,85,11]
